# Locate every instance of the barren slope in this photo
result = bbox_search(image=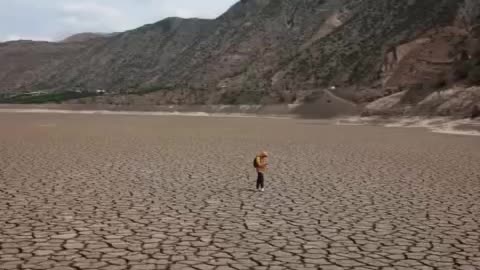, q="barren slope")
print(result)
[0,0,479,114]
